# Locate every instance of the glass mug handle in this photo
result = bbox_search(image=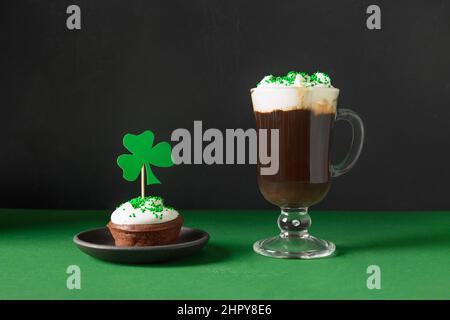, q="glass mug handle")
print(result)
[331,108,365,177]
